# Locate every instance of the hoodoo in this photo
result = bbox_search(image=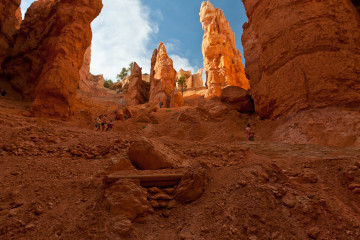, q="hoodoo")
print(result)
[241,0,360,119]
[200,1,249,99]
[149,42,184,108]
[3,0,103,119]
